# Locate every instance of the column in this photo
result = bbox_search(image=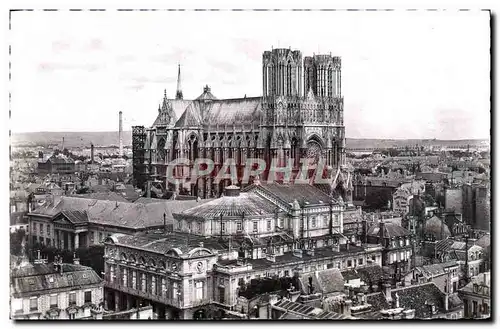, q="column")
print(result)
[126,295,132,310]
[114,291,120,311]
[74,233,79,250]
